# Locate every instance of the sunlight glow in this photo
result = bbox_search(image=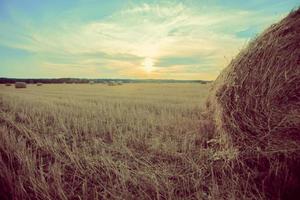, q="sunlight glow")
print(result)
[0,1,297,79]
[143,57,154,73]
